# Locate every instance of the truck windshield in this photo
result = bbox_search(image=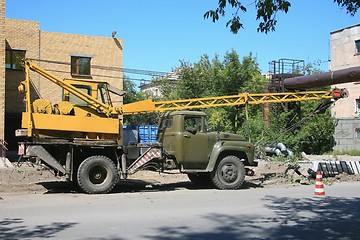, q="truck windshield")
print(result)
[98,84,126,107]
[68,84,91,106]
[98,84,111,106]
